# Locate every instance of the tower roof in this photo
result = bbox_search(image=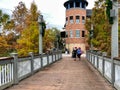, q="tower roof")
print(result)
[64,0,88,7]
